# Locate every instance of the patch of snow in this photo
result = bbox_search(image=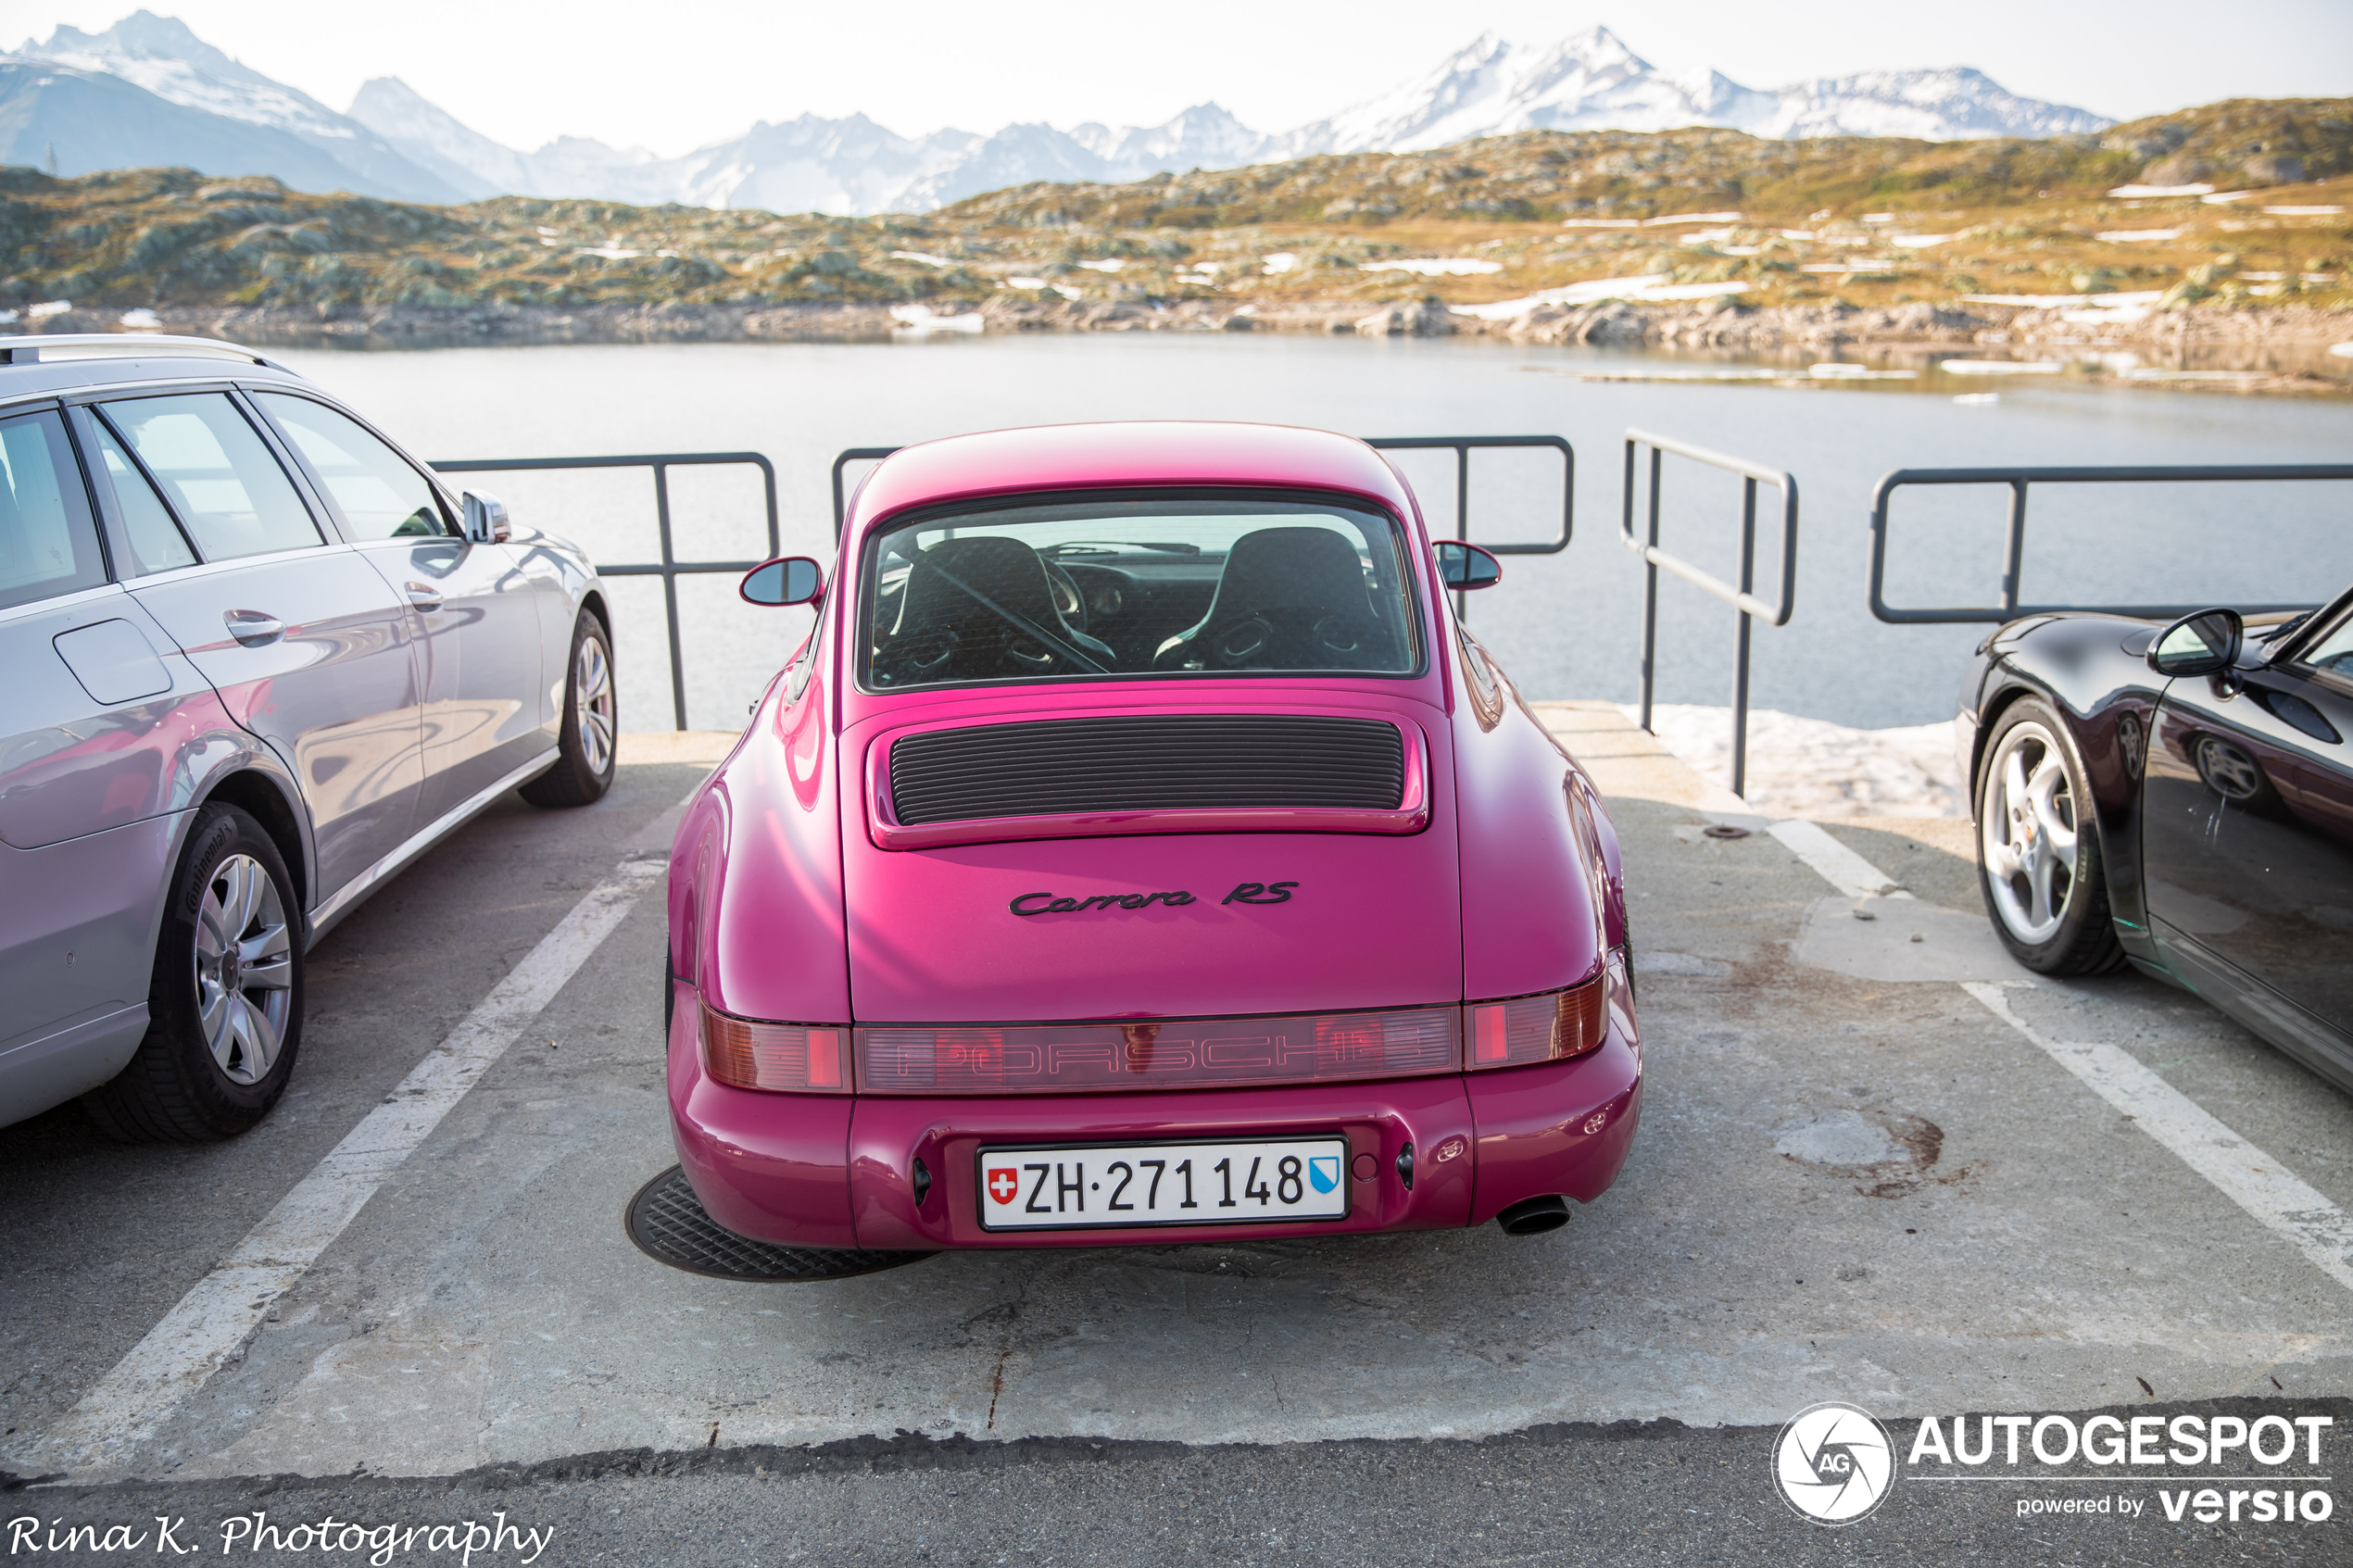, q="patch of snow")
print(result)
[2095,229,2182,243]
[1963,291,2163,309]
[1457,273,1754,317]
[889,305,985,333]
[1260,252,1298,274]
[2329,344,2353,359]
[1809,364,1914,380]
[1561,219,1642,228]
[575,246,641,260]
[1004,276,1049,289]
[1861,212,1894,223]
[1076,258,1125,272]
[2201,190,2258,205]
[27,301,72,319]
[2107,182,2213,198]
[2265,205,2346,217]
[890,251,956,268]
[118,309,161,330]
[1942,358,2063,374]
[1627,702,1965,818]
[1887,233,1954,247]
[1358,257,1506,275]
